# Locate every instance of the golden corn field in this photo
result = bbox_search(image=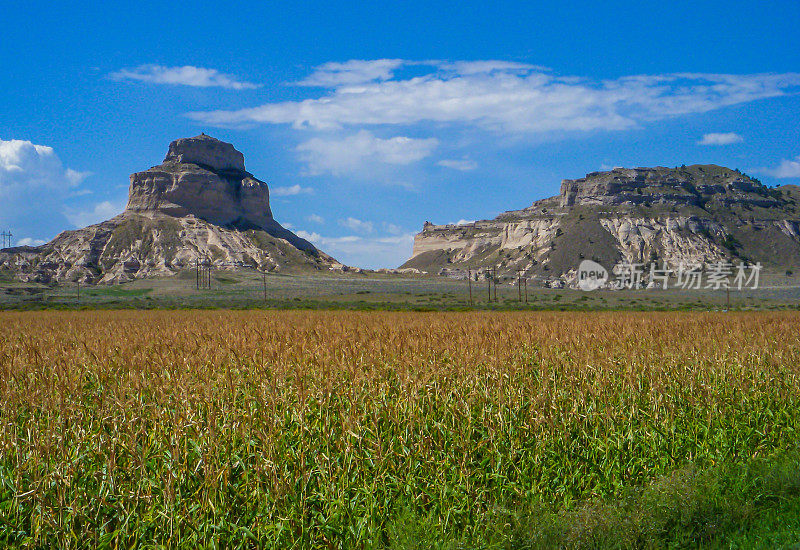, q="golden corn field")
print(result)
[2,311,800,547]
